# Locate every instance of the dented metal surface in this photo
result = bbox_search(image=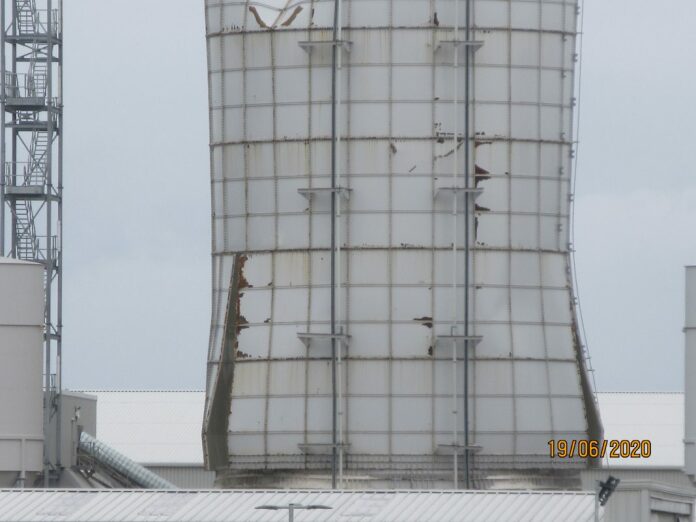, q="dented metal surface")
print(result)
[204,0,600,488]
